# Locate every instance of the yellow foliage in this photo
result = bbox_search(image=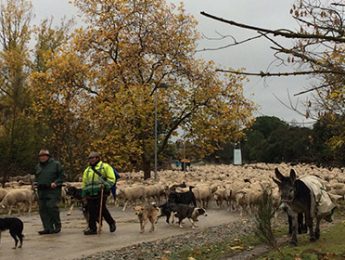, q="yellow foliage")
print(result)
[27,0,255,178]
